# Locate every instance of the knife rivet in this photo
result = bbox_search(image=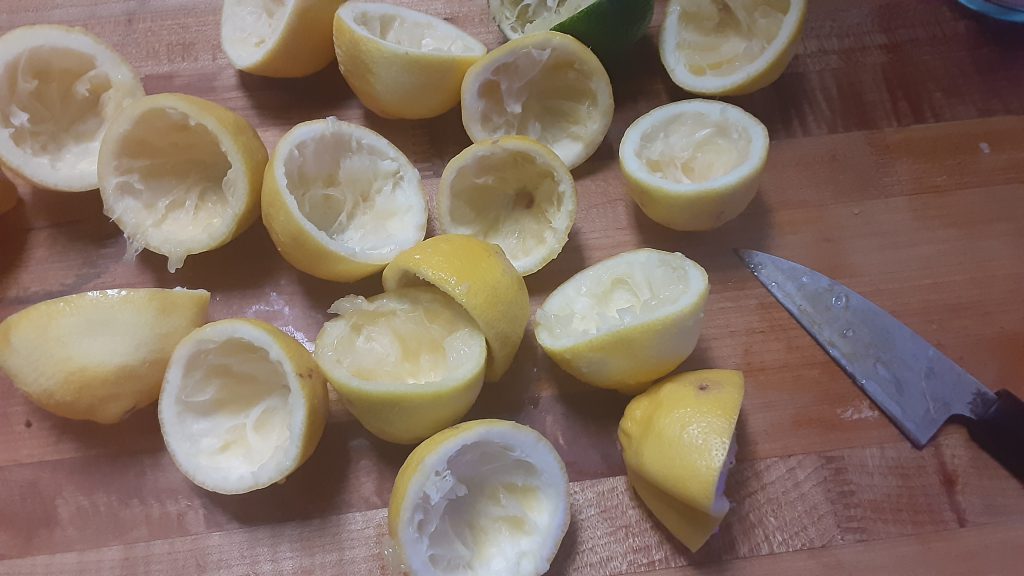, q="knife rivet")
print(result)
[833,293,848,307]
